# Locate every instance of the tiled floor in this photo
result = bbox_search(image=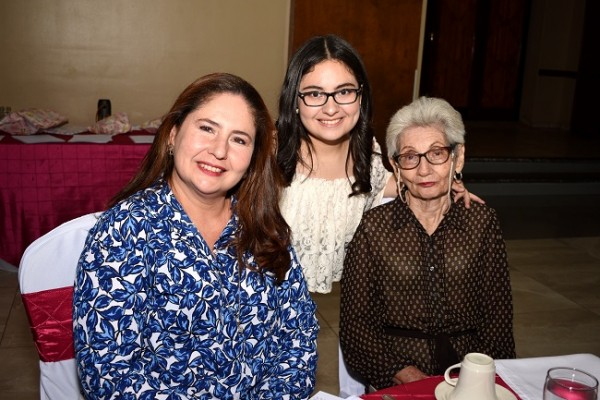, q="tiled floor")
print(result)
[1,235,599,398]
